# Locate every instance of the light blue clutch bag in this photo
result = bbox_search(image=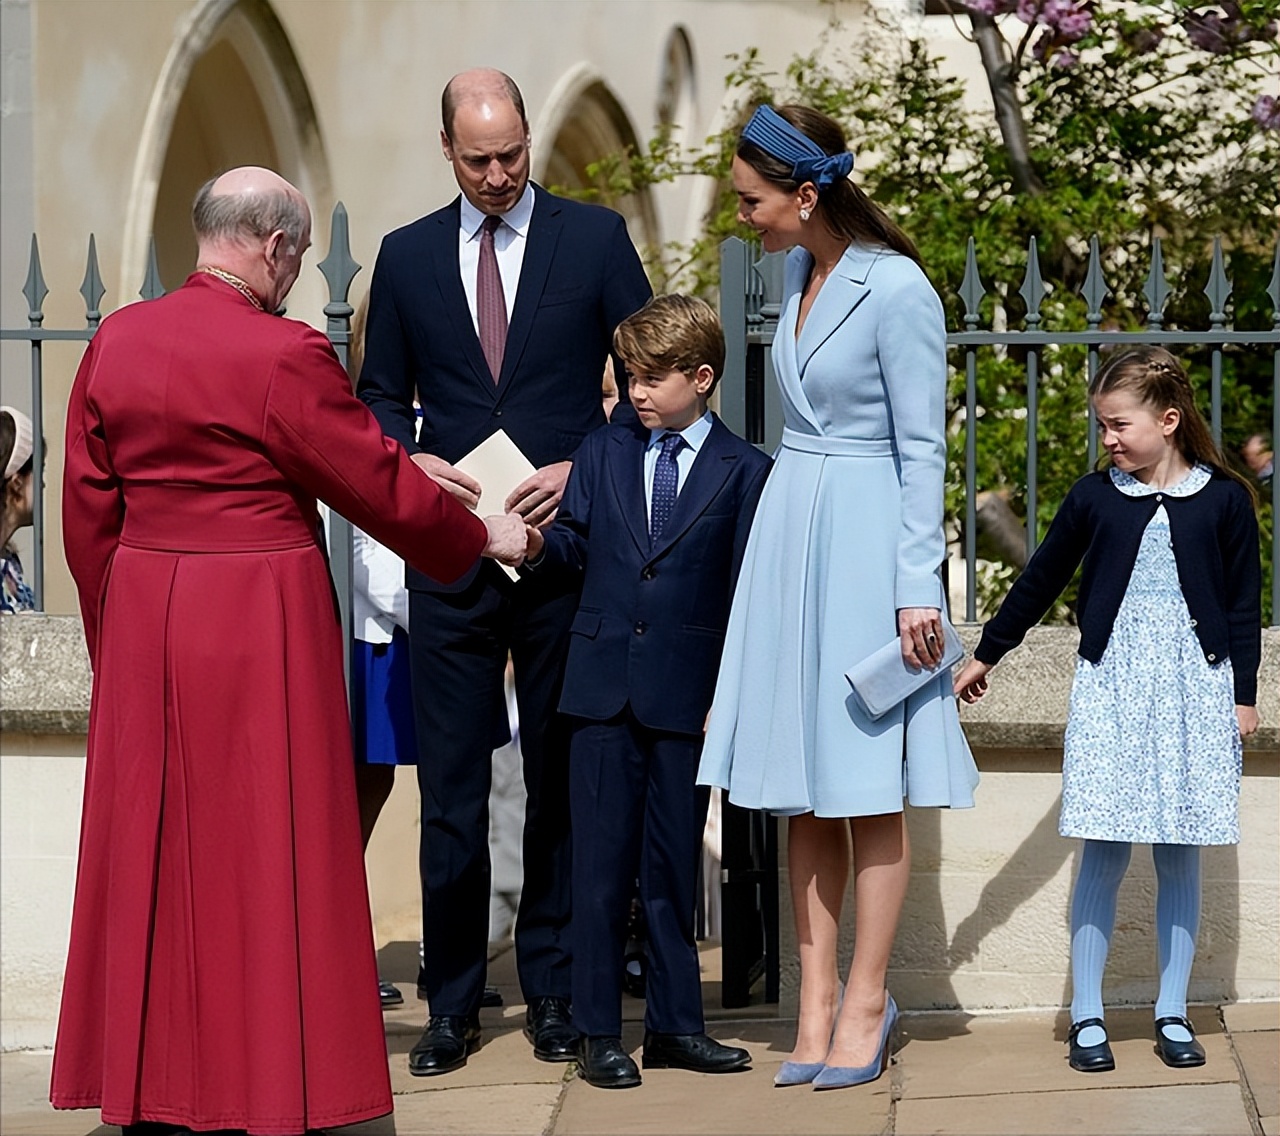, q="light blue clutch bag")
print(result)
[844,618,965,720]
